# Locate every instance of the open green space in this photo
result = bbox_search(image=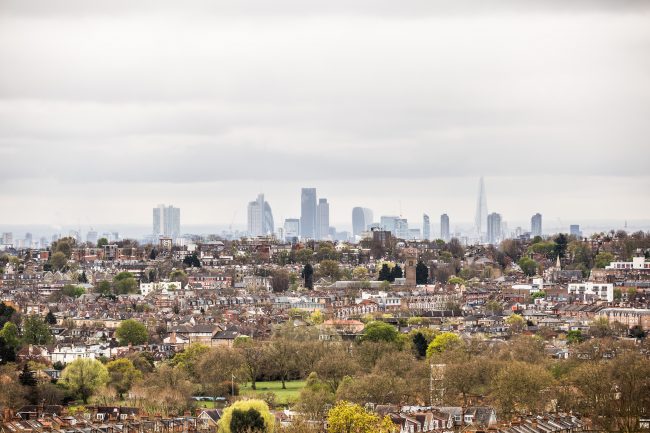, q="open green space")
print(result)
[240,380,306,406]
